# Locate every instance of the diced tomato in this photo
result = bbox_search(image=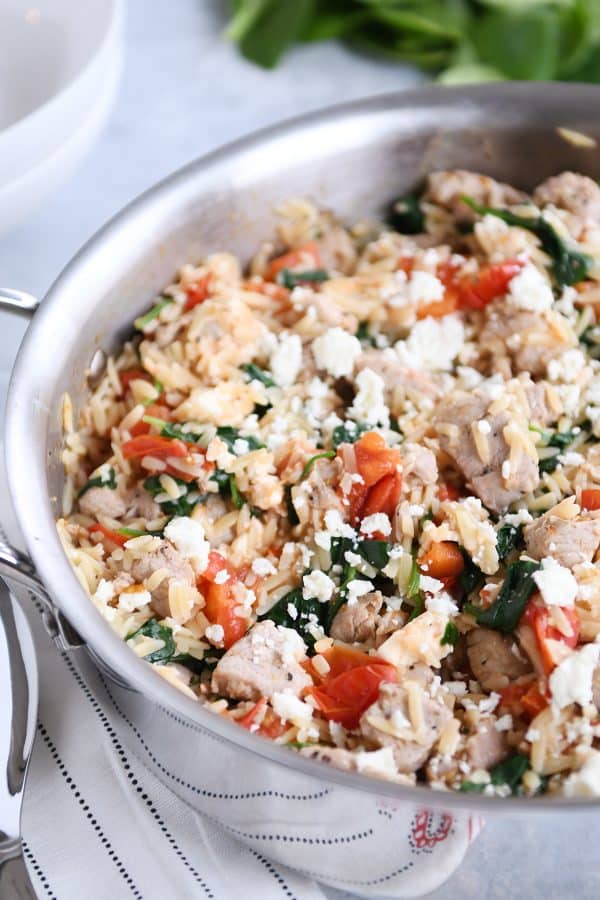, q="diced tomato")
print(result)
[265,241,321,282]
[121,434,189,460]
[238,697,267,731]
[354,432,402,487]
[360,472,402,522]
[457,260,524,311]
[89,523,128,547]
[119,368,152,394]
[417,292,459,320]
[198,551,247,649]
[343,431,402,524]
[419,541,464,580]
[437,482,461,502]
[521,597,580,676]
[396,256,415,276]
[307,651,397,730]
[499,680,549,720]
[258,708,288,739]
[307,645,377,683]
[184,274,211,312]
[581,488,600,511]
